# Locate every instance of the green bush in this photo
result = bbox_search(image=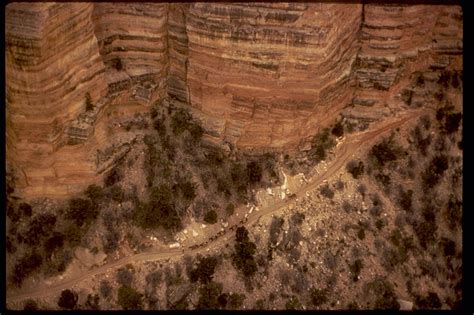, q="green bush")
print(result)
[346,160,365,179]
[85,184,104,201]
[349,259,363,282]
[331,121,344,138]
[57,289,78,309]
[247,161,262,183]
[66,198,98,227]
[369,136,404,168]
[133,185,181,231]
[117,286,143,310]
[23,299,38,310]
[190,255,219,284]
[204,210,218,224]
[225,203,235,216]
[320,184,334,199]
[310,288,328,307]
[232,227,258,277]
[197,281,223,310]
